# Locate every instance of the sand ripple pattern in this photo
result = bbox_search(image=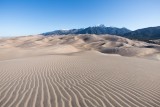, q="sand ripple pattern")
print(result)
[0,52,160,107]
